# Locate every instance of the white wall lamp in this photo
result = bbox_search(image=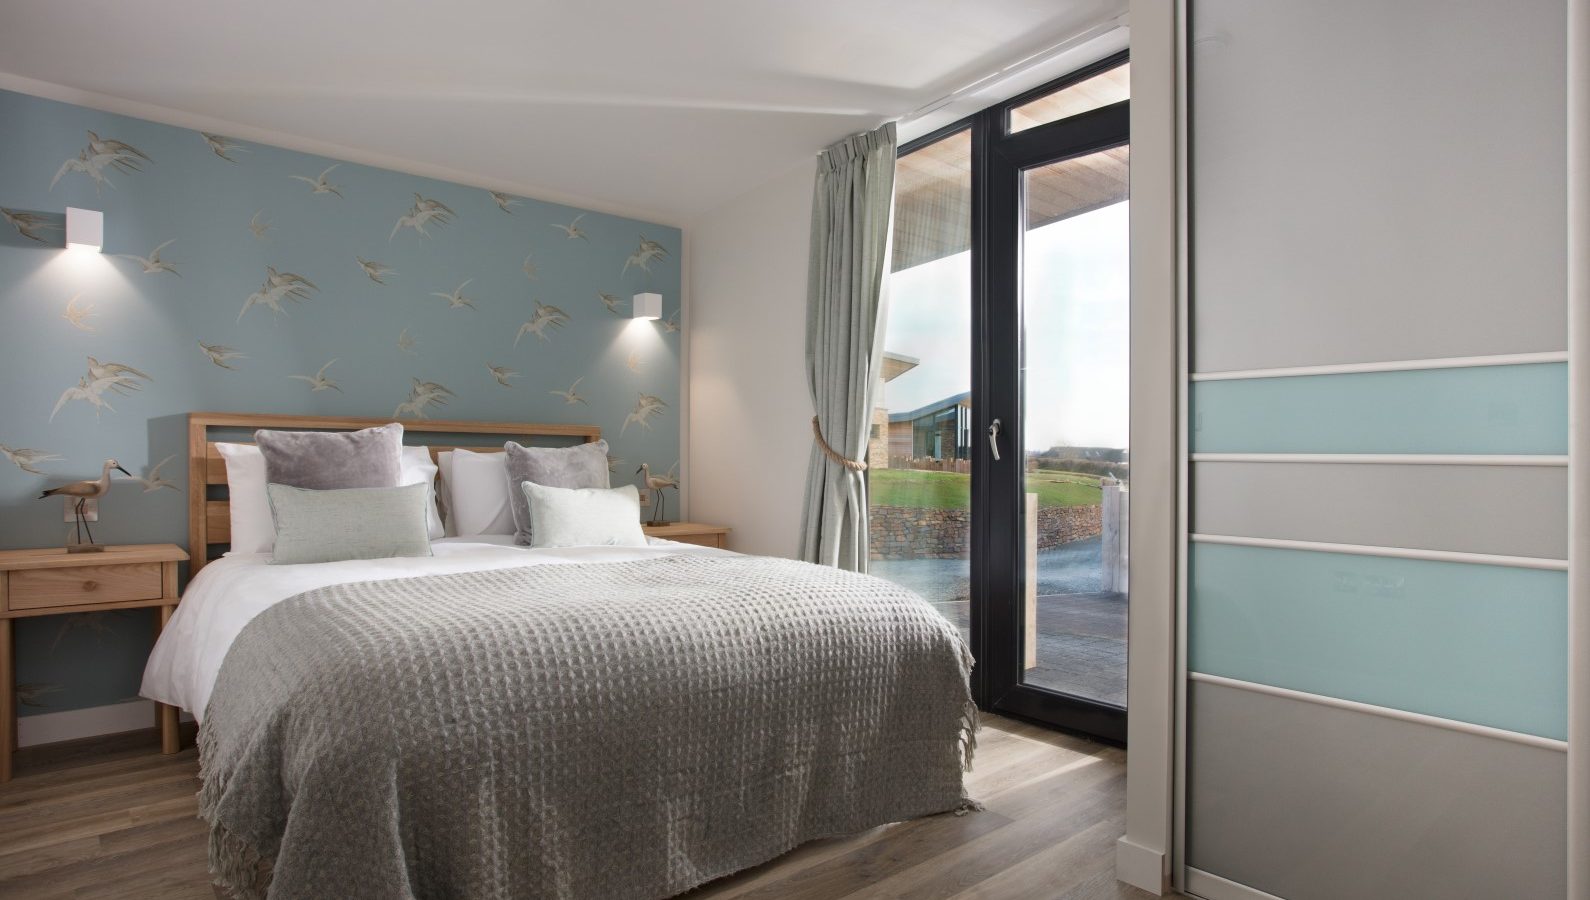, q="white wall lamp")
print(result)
[65,207,103,252]
[631,292,662,320]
